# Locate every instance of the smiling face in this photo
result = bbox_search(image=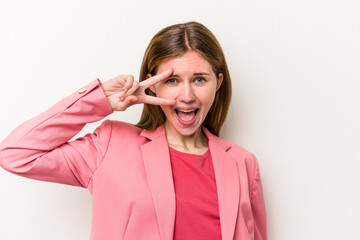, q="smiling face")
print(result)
[148,50,223,138]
